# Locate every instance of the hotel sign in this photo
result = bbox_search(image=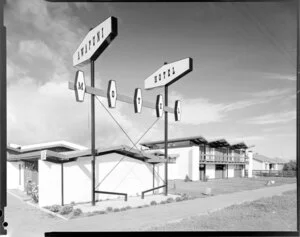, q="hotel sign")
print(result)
[73,16,118,67]
[144,57,193,90]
